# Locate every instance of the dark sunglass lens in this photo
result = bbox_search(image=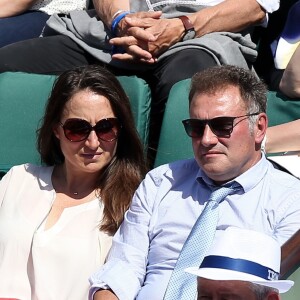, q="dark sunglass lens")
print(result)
[210,117,233,136]
[95,119,119,141]
[64,119,91,141]
[184,120,205,137]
